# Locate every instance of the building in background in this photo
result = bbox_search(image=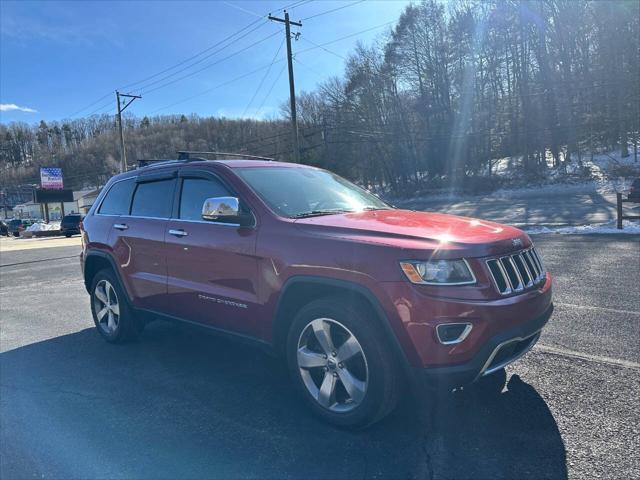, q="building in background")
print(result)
[11,189,98,220]
[77,189,101,214]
